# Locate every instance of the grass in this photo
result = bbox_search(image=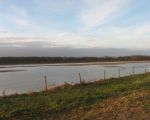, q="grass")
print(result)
[0,73,150,120]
